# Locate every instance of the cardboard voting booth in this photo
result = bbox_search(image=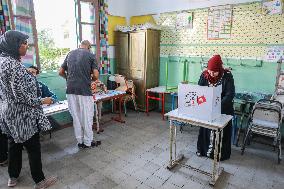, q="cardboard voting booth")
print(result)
[178,83,222,121]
